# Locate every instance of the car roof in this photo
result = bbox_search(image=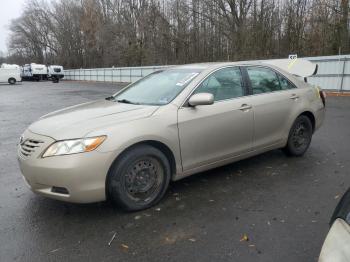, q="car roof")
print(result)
[170,61,264,70]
